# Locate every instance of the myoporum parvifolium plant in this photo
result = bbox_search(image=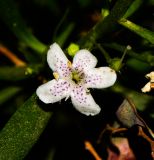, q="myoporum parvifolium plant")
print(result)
[0,0,154,159]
